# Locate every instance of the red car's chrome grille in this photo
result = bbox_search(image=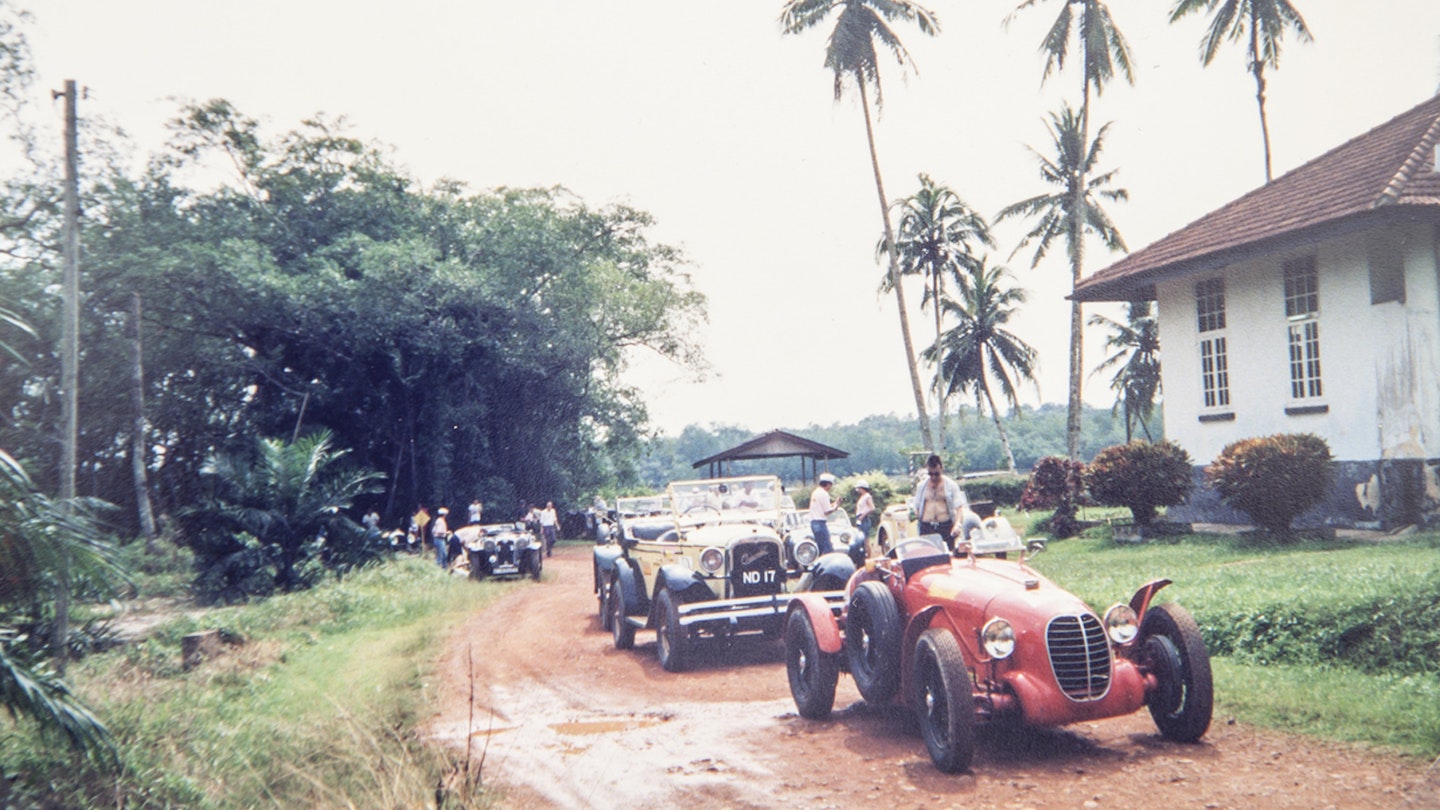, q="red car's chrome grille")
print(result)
[1045,614,1112,701]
